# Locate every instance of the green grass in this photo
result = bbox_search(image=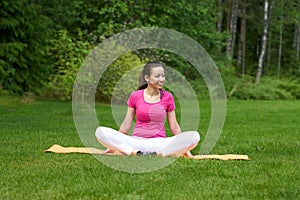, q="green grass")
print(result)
[0,95,299,199]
